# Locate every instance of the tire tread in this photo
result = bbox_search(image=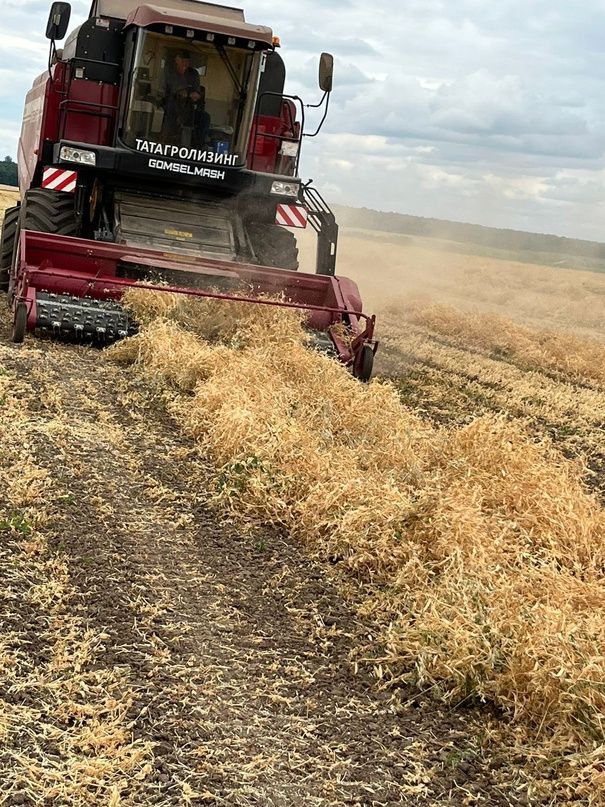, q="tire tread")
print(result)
[23,189,76,236]
[248,223,299,271]
[0,205,20,291]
